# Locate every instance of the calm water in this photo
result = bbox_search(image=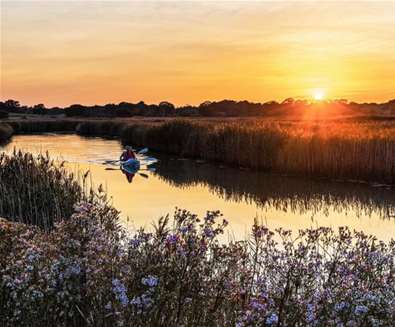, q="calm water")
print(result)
[2,134,395,241]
